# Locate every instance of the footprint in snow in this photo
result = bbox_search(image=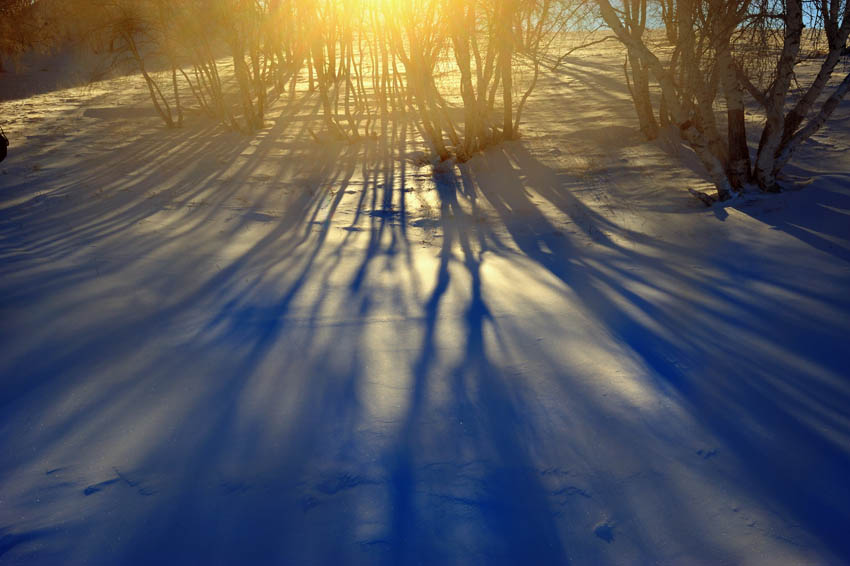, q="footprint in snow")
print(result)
[594,522,615,543]
[83,477,121,496]
[83,468,155,497]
